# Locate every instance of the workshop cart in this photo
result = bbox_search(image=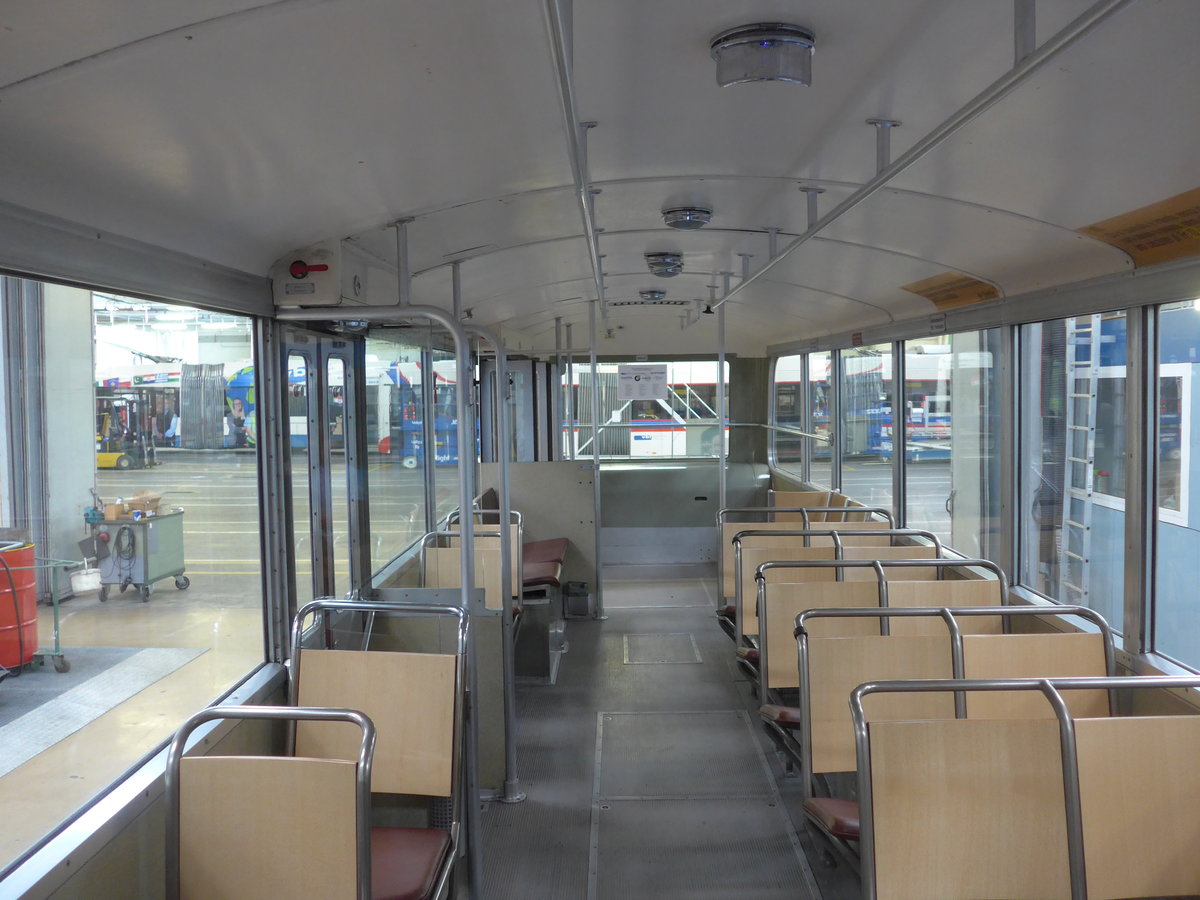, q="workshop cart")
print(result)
[94,509,189,603]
